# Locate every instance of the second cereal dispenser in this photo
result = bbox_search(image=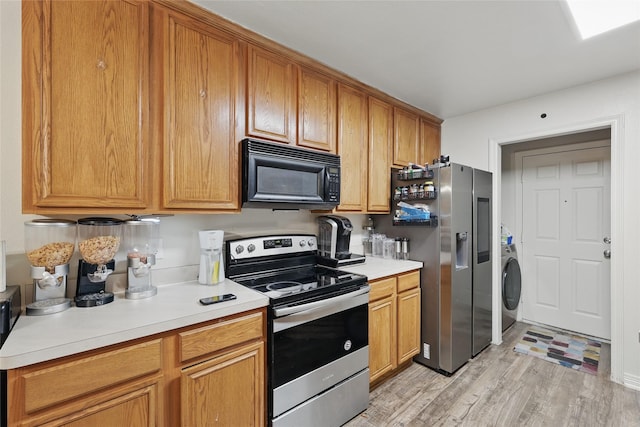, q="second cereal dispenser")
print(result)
[76,217,123,307]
